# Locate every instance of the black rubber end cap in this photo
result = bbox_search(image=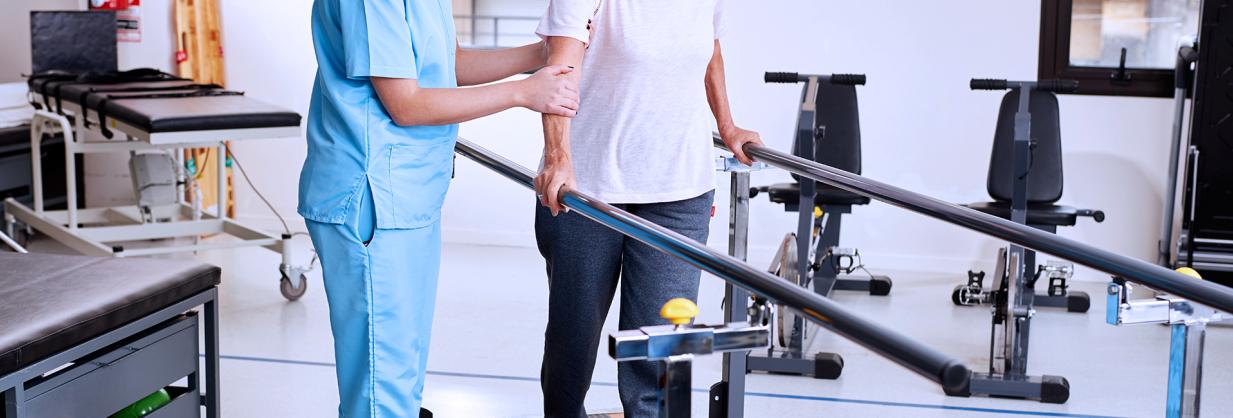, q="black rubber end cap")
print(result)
[814,352,844,379]
[940,361,972,397]
[708,382,727,418]
[1067,292,1091,313]
[1040,375,1070,404]
[419,408,433,418]
[870,276,893,296]
[111,245,124,253]
[282,233,293,240]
